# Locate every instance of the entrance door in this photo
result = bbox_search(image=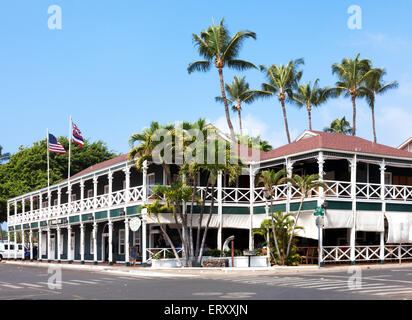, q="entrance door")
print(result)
[102,234,109,262]
[70,232,75,260]
[50,234,56,259]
